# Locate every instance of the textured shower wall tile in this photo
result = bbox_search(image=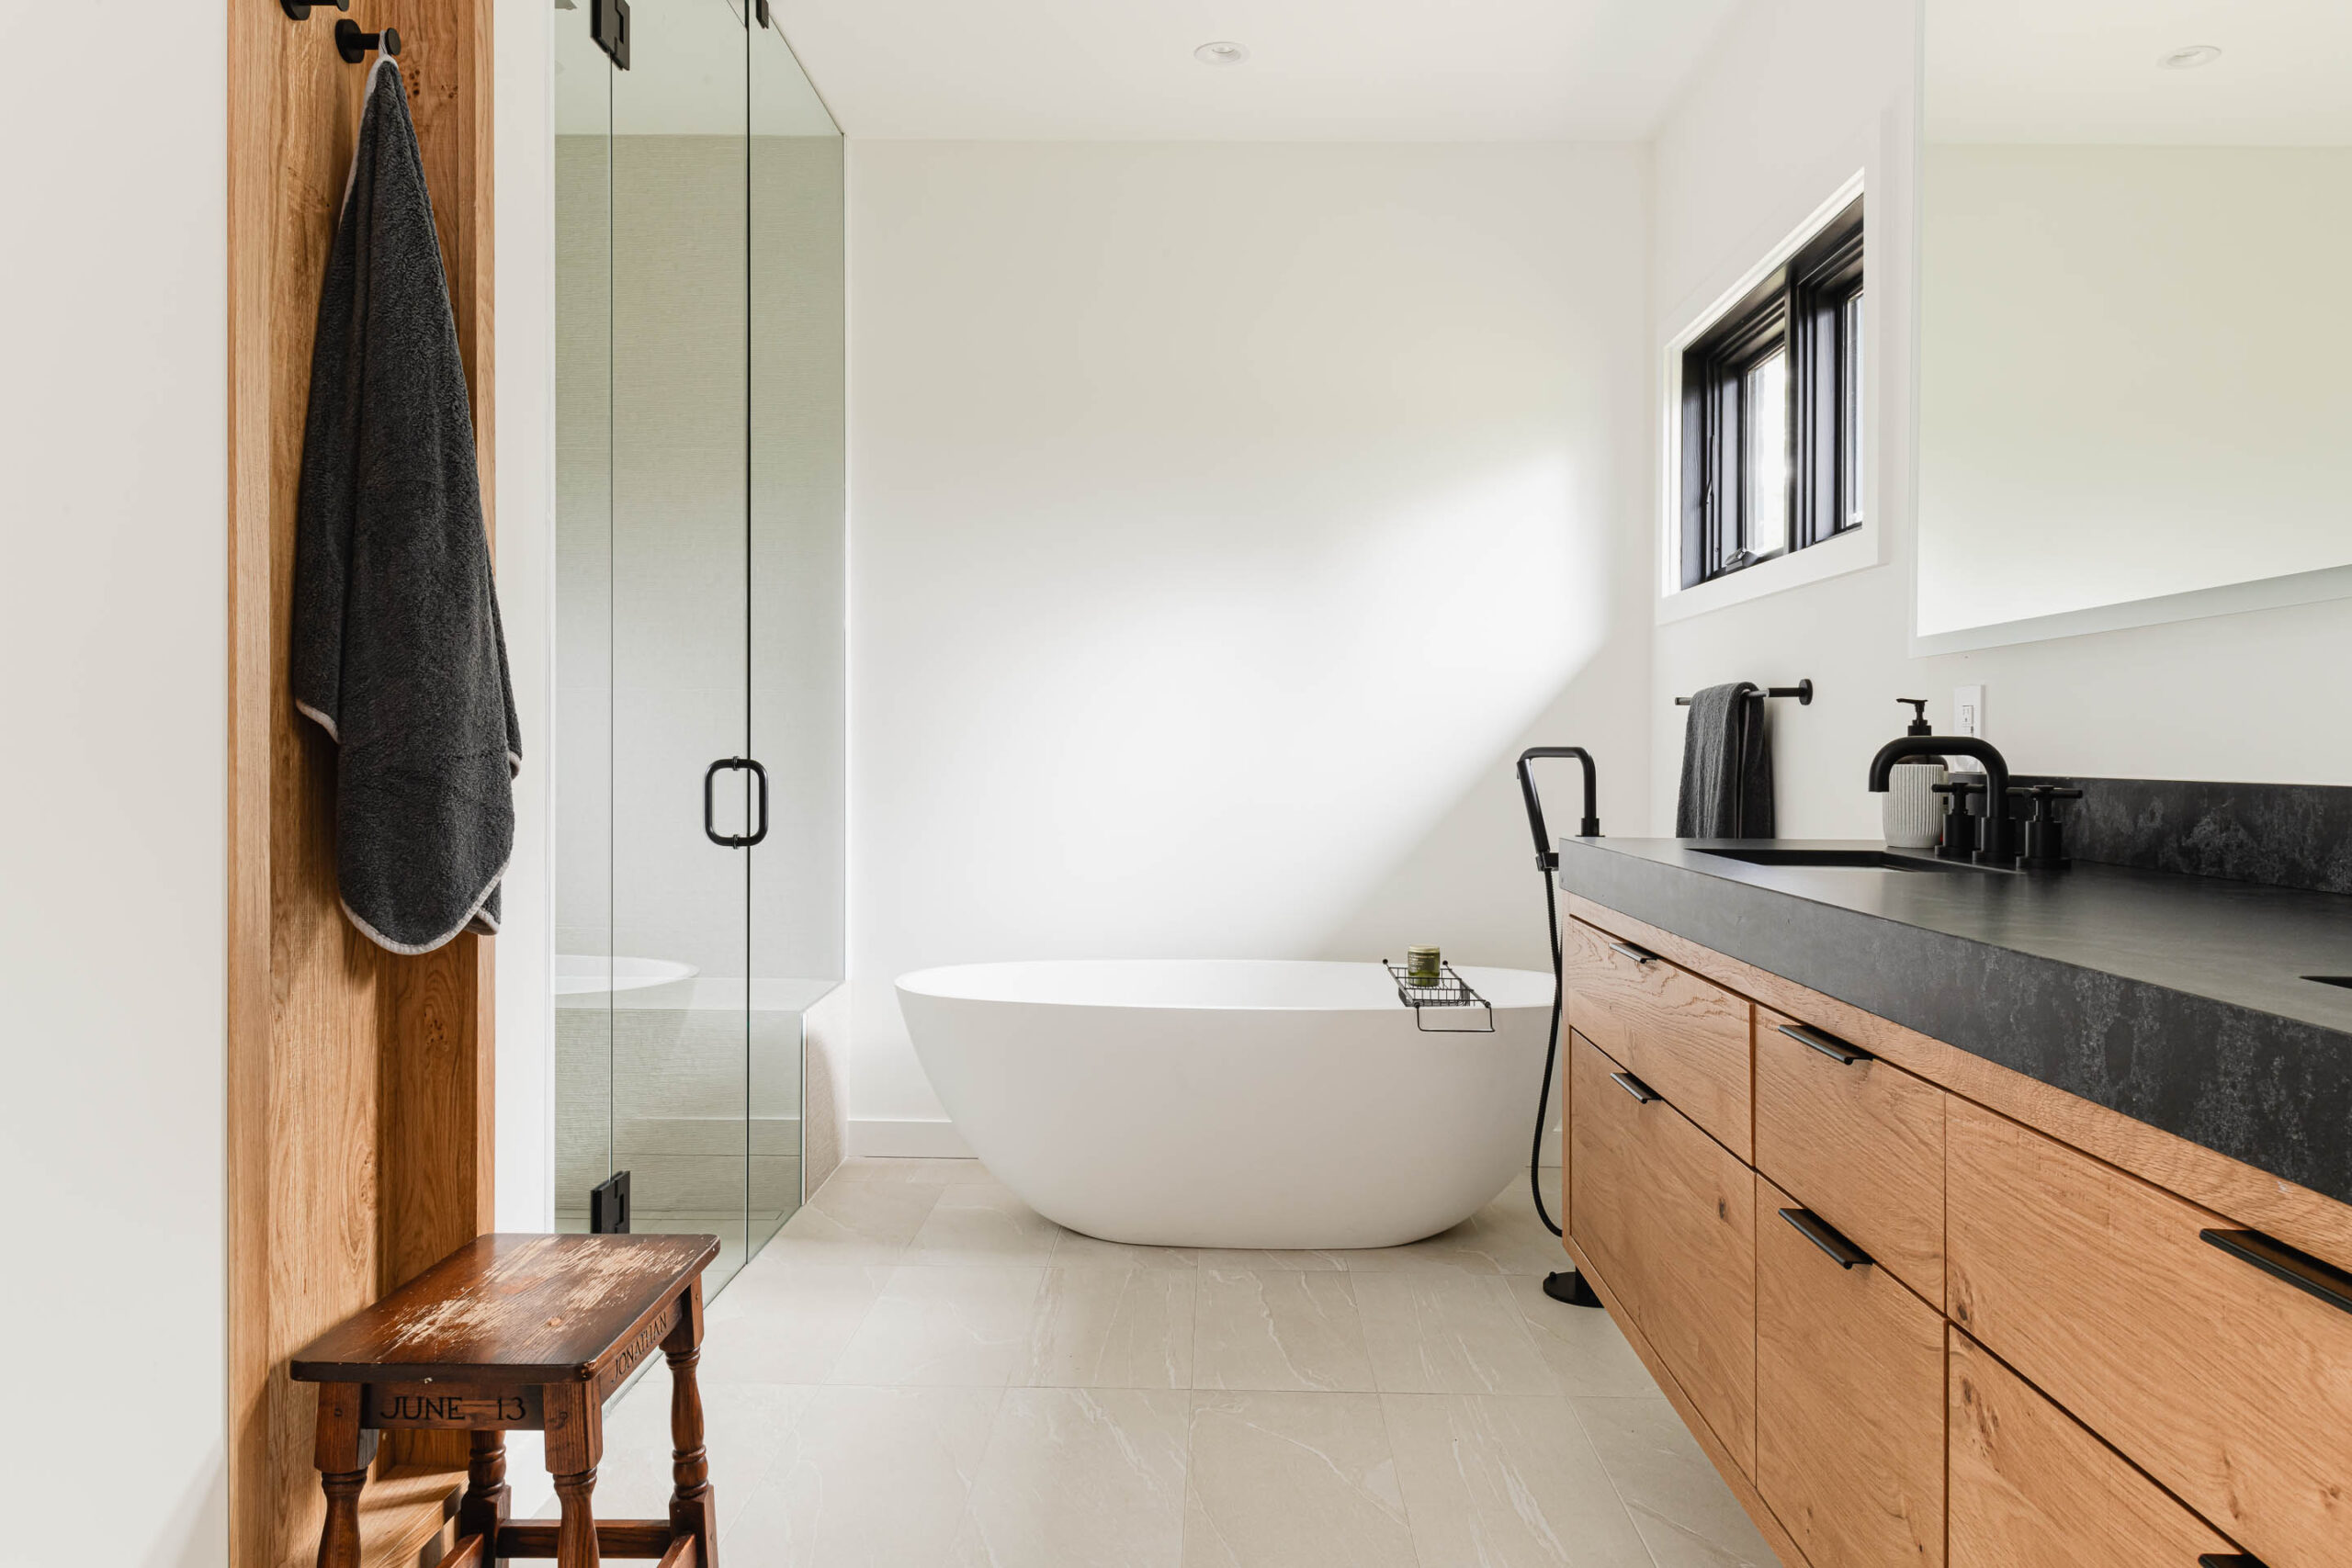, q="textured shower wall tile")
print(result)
[1181,1391,1415,1568]
[1019,1268,1195,1390]
[1353,1272,1559,1395]
[724,1384,1001,1568]
[829,1265,1047,1386]
[1384,1393,1656,1567]
[1574,1395,1777,1568]
[946,1388,1190,1568]
[1504,1275,1660,1397]
[1191,1269,1376,1393]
